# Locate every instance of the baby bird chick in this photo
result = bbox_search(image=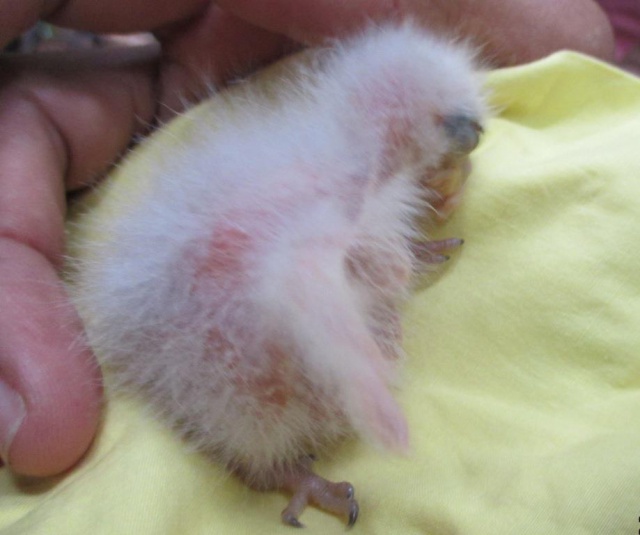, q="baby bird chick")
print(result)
[70,22,486,527]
